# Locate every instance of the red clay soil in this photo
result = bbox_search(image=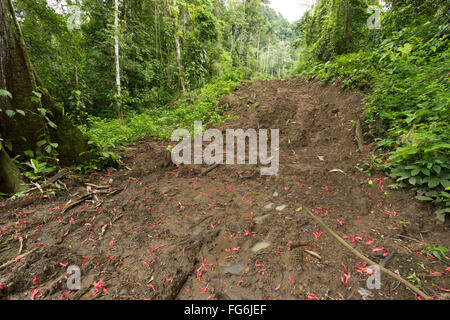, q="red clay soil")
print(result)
[0,78,449,300]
